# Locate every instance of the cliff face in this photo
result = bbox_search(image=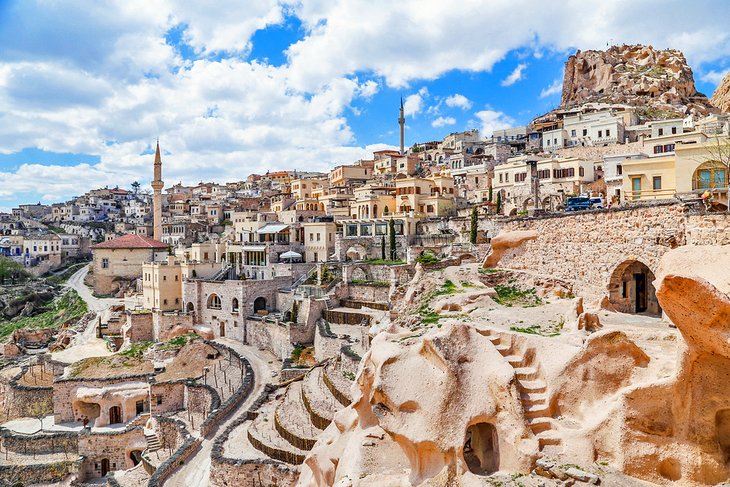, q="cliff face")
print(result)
[711,71,730,112]
[560,44,713,116]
